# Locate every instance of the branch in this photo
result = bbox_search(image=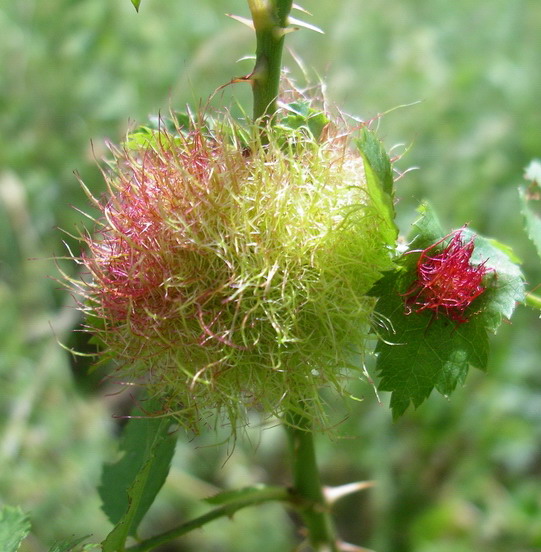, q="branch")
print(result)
[285,411,339,552]
[248,0,294,120]
[125,486,290,552]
